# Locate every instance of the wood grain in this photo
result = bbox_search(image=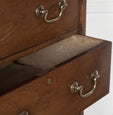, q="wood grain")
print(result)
[79,0,86,35]
[0,0,80,60]
[0,31,77,66]
[0,40,111,115]
[0,0,112,115]
[0,0,87,66]
[0,35,103,95]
